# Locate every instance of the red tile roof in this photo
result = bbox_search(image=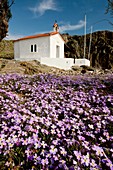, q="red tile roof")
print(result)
[14,32,65,42]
